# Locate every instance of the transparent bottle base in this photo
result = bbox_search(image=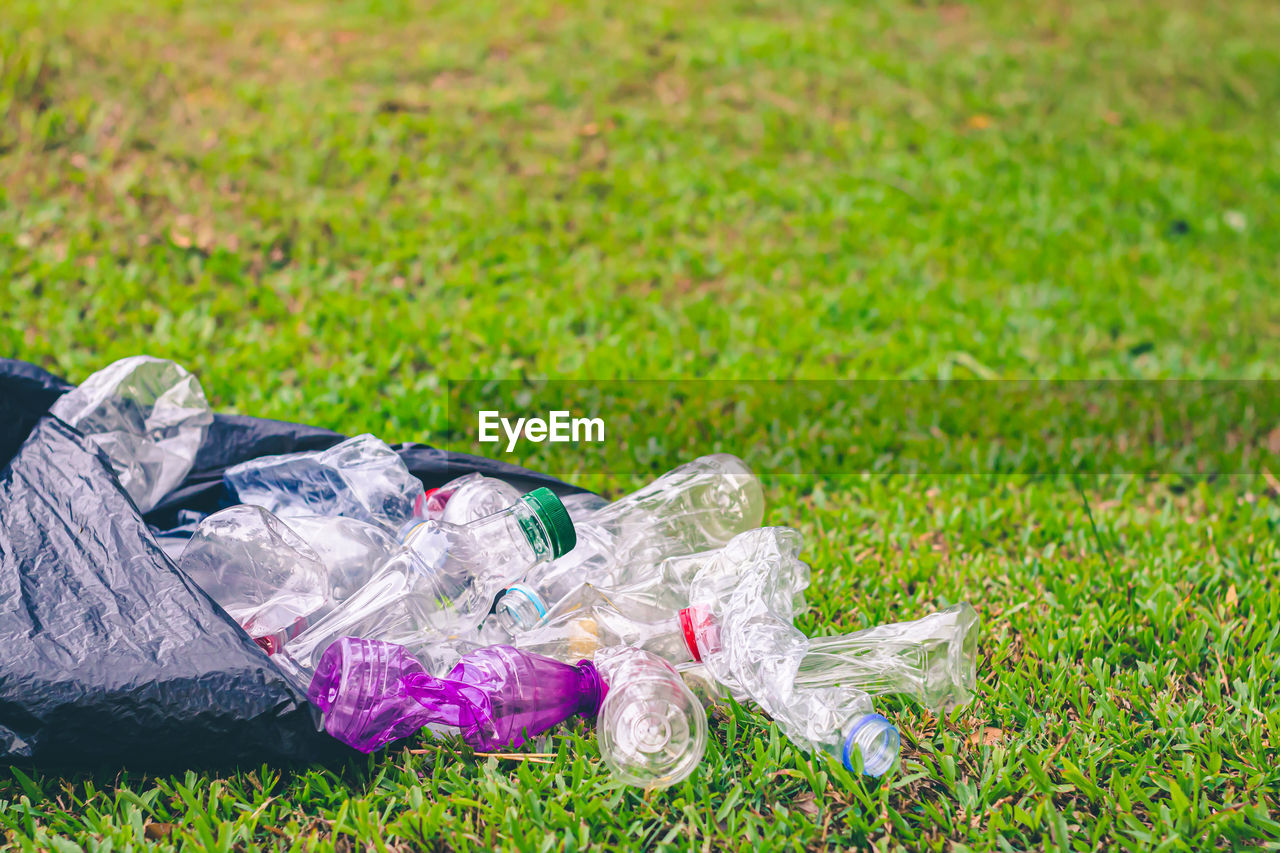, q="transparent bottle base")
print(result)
[597,679,707,789]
